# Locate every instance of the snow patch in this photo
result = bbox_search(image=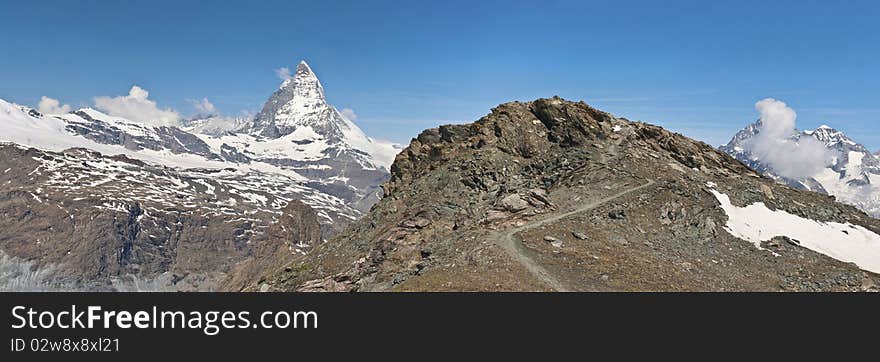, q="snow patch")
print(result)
[709,188,880,273]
